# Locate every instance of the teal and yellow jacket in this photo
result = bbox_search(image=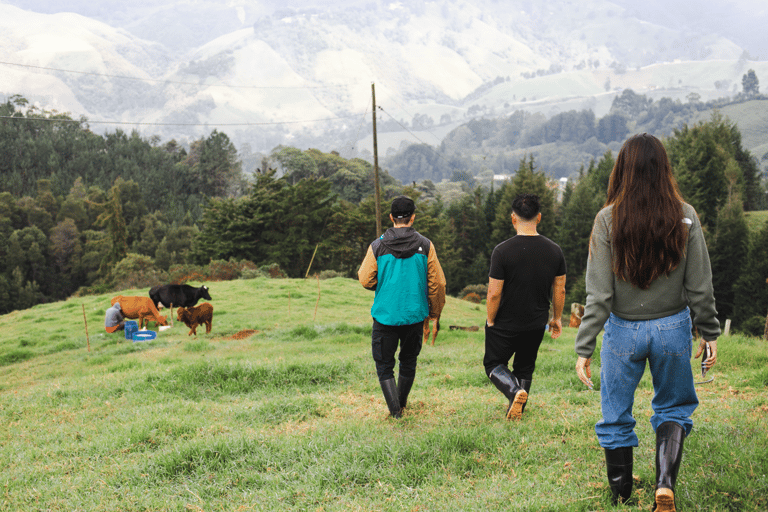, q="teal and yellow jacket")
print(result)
[358,226,446,326]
